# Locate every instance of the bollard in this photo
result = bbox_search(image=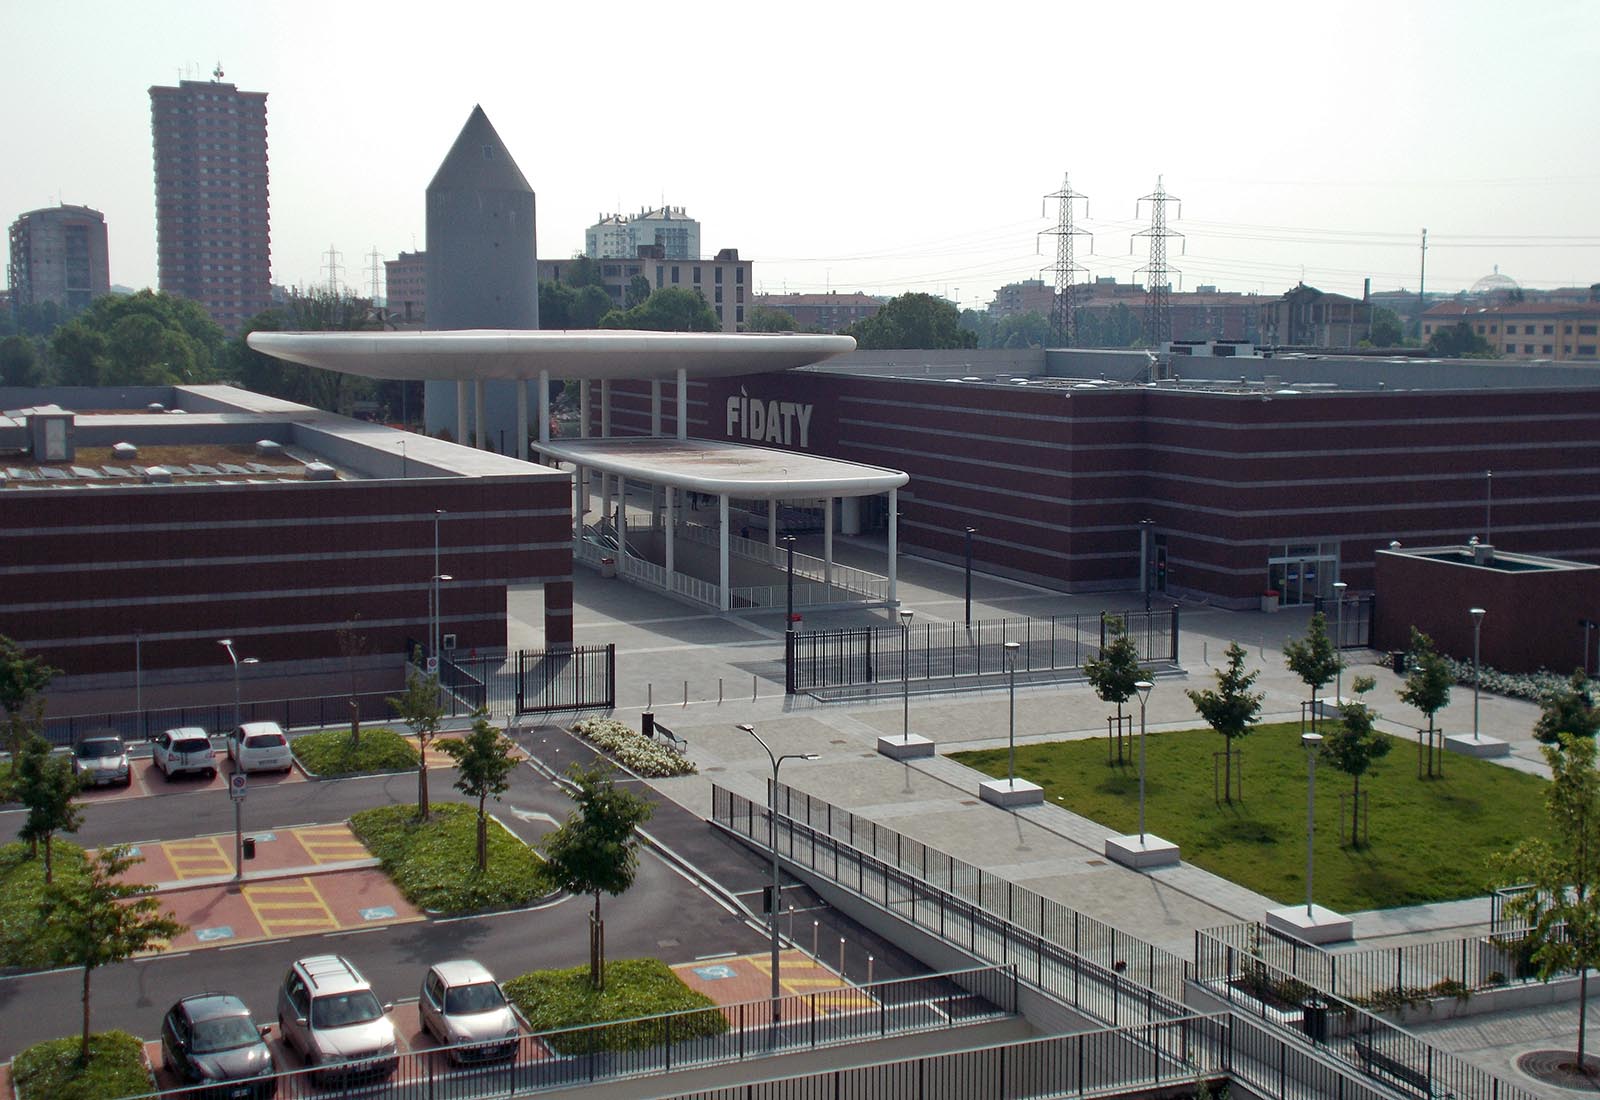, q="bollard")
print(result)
[868,955,874,986]
[1203,641,1208,665]
[719,678,724,704]
[839,937,846,976]
[648,682,653,709]
[683,680,688,707]
[753,675,758,701]
[813,920,819,956]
